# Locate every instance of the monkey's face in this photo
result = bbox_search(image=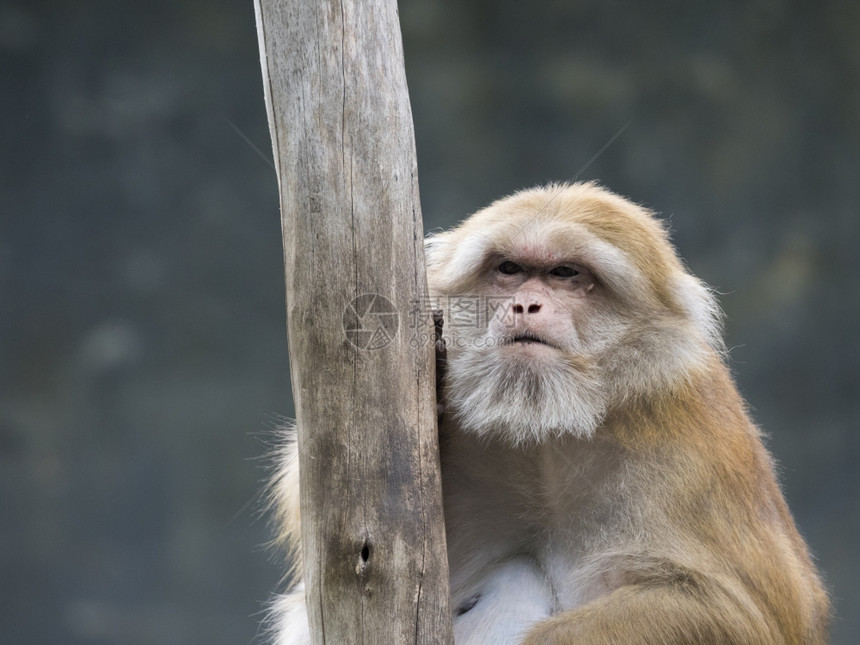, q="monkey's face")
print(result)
[433,236,613,445]
[426,183,722,445]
